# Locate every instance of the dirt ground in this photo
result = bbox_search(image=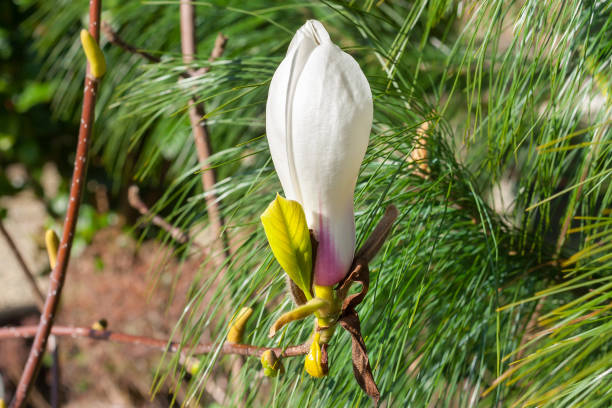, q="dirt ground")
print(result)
[0,186,211,407]
[0,190,50,310]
